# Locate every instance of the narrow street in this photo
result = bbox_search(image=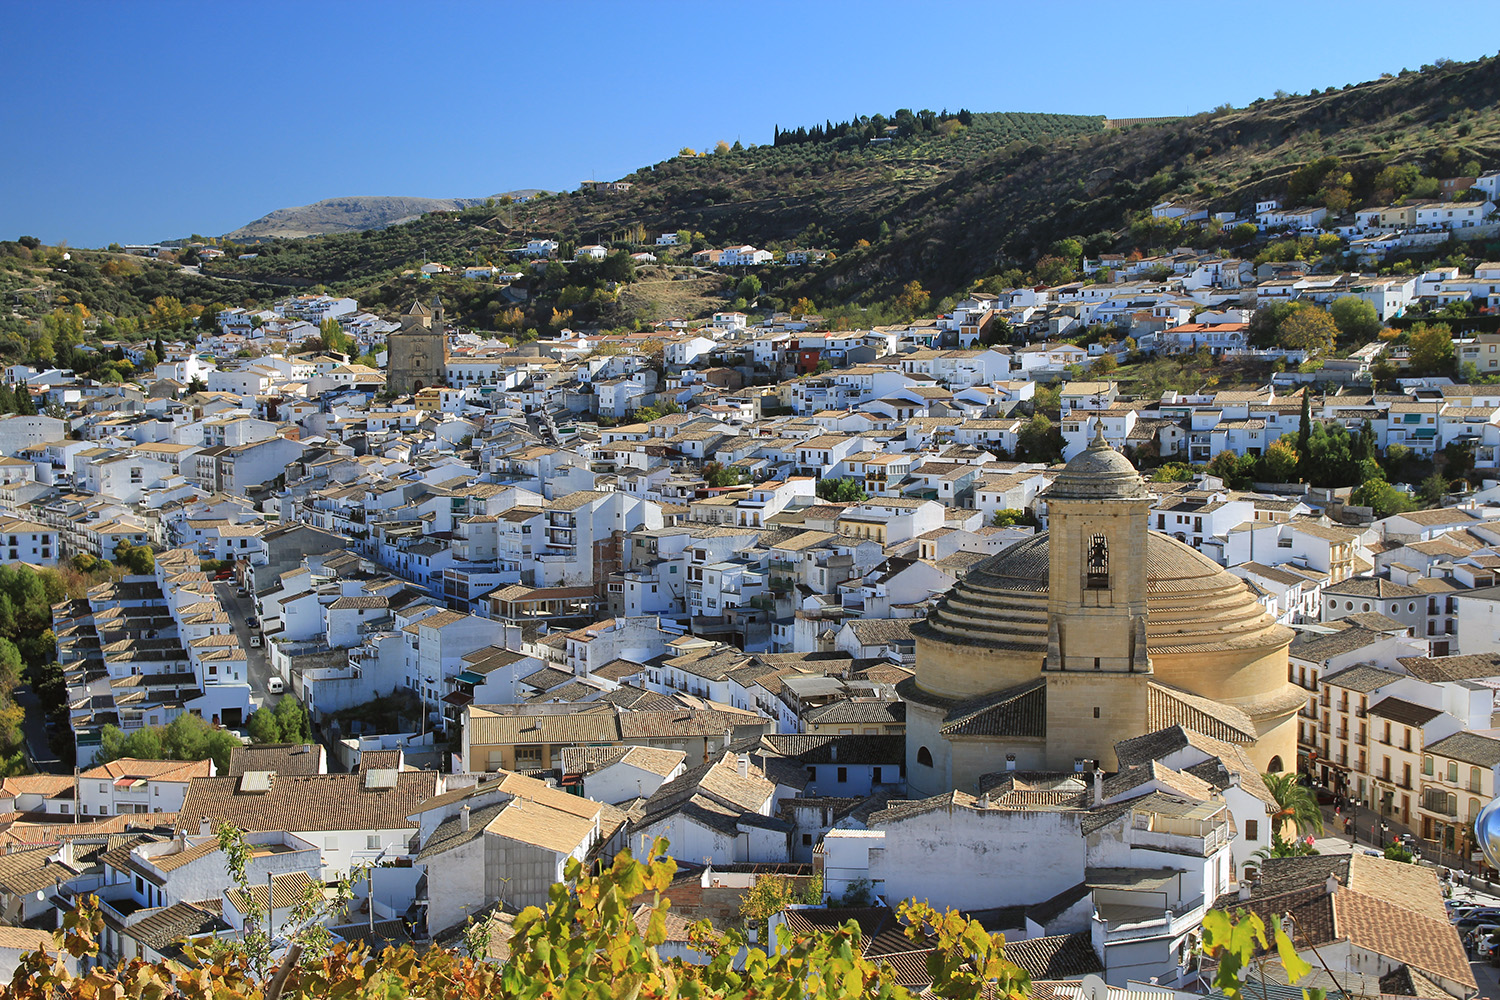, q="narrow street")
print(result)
[15,683,64,773]
[215,580,281,712]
